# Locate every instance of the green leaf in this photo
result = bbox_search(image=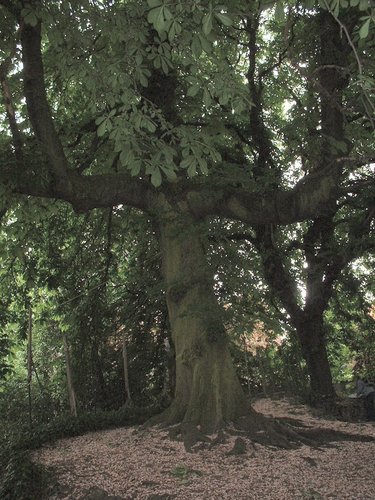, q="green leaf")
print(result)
[139,71,149,87]
[359,0,369,10]
[187,83,200,97]
[21,7,38,27]
[203,88,212,107]
[197,157,208,175]
[333,0,340,17]
[218,91,229,105]
[359,18,371,38]
[192,35,202,58]
[180,156,194,169]
[153,55,162,69]
[197,34,212,54]
[202,12,213,35]
[144,118,156,133]
[275,1,285,22]
[97,120,107,137]
[164,7,173,21]
[160,165,177,180]
[151,168,162,187]
[148,0,163,7]
[161,57,169,74]
[350,0,360,5]
[130,160,142,176]
[120,150,128,166]
[95,116,106,126]
[148,6,166,32]
[215,12,232,26]
[168,20,181,41]
[187,164,197,177]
